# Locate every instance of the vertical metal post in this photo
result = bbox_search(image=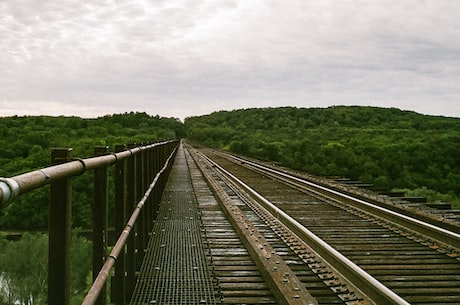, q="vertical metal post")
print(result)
[48,148,73,305]
[142,147,149,249]
[114,144,127,305]
[159,144,167,195]
[144,146,150,249]
[126,144,136,301]
[93,146,108,305]
[146,145,154,233]
[136,148,145,265]
[144,146,150,234]
[154,145,161,219]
